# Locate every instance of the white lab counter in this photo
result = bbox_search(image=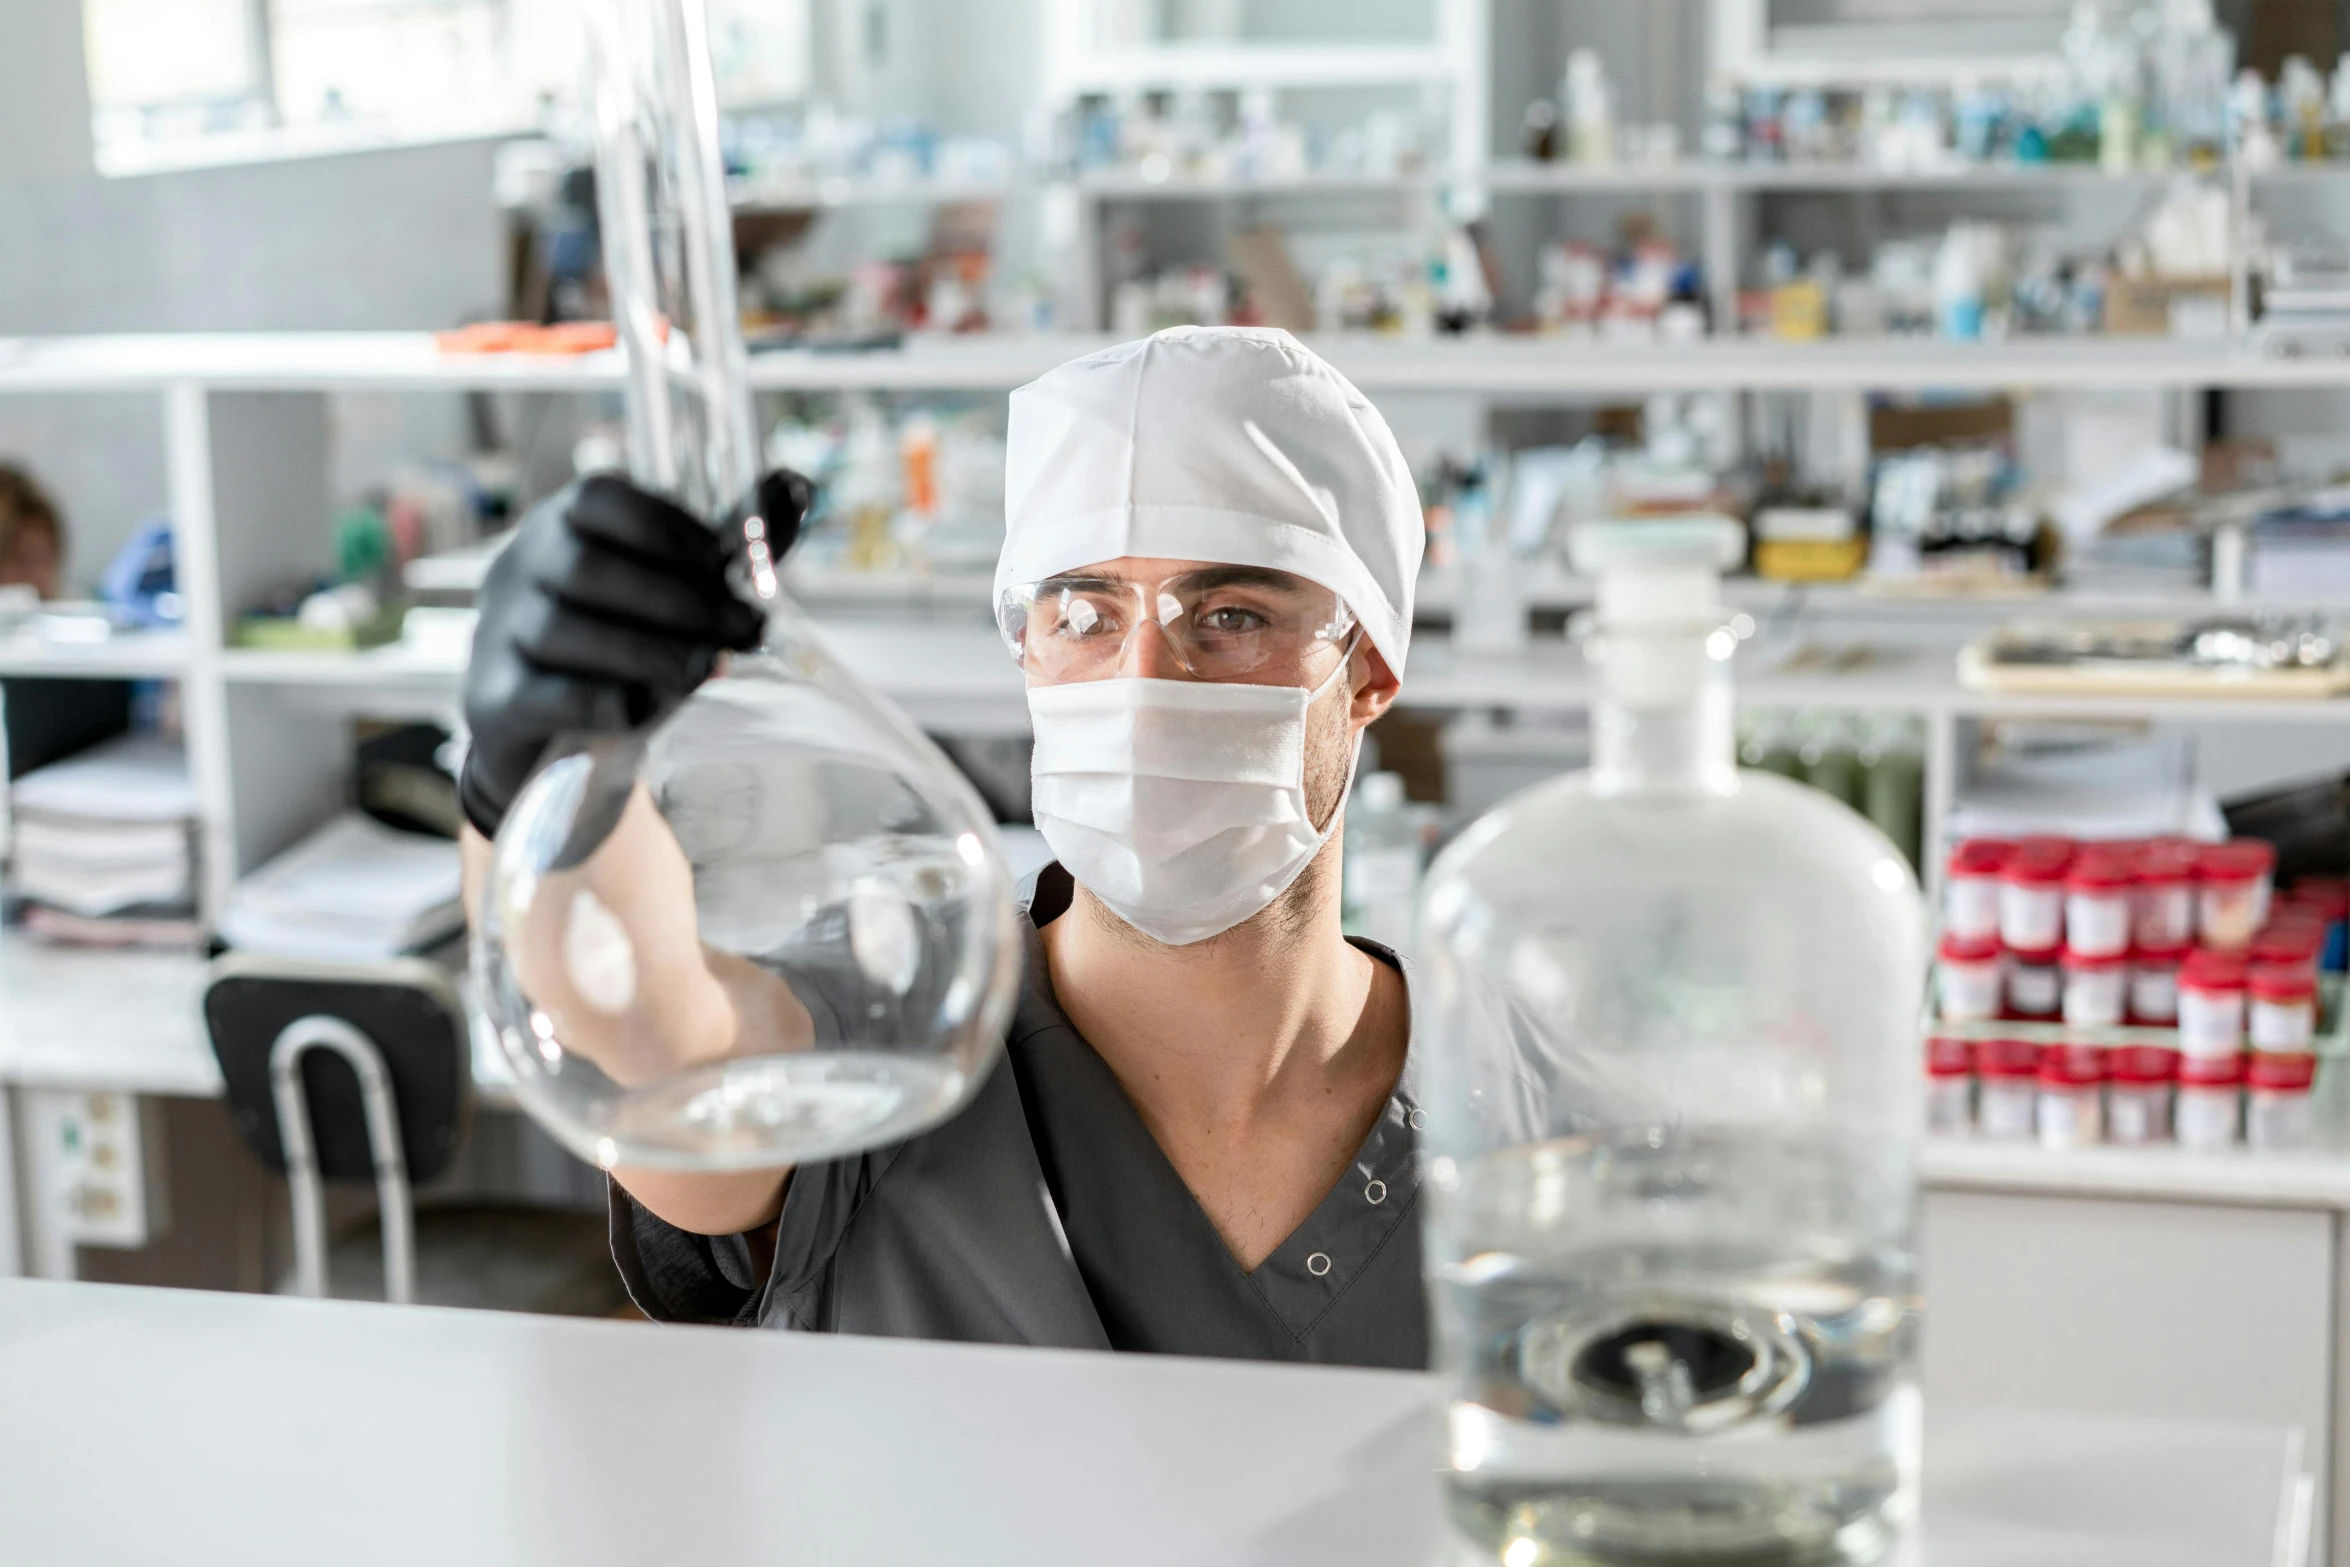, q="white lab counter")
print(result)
[0,1278,2311,1567]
